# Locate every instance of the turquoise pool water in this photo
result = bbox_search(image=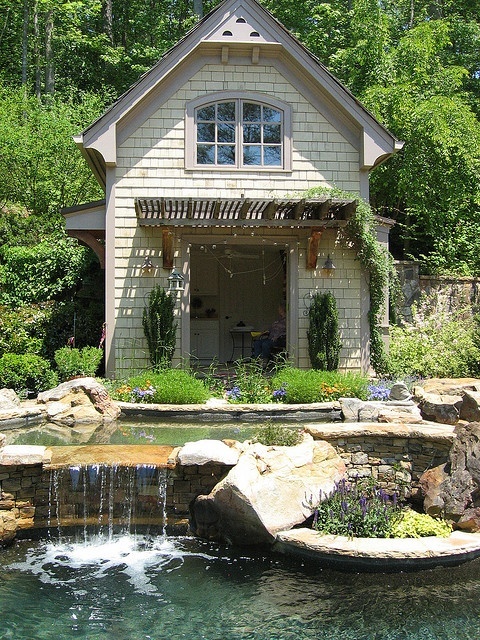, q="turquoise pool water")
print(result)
[2,531,480,639]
